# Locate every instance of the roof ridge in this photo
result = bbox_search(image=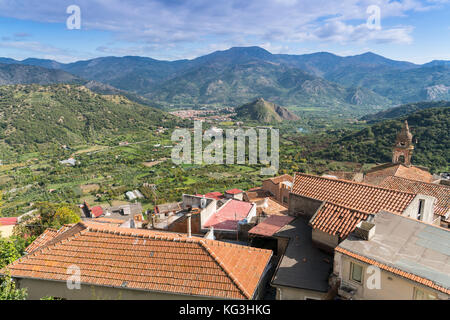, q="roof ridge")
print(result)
[321,201,373,216]
[295,172,417,196]
[198,240,251,299]
[8,223,88,268]
[384,175,450,189]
